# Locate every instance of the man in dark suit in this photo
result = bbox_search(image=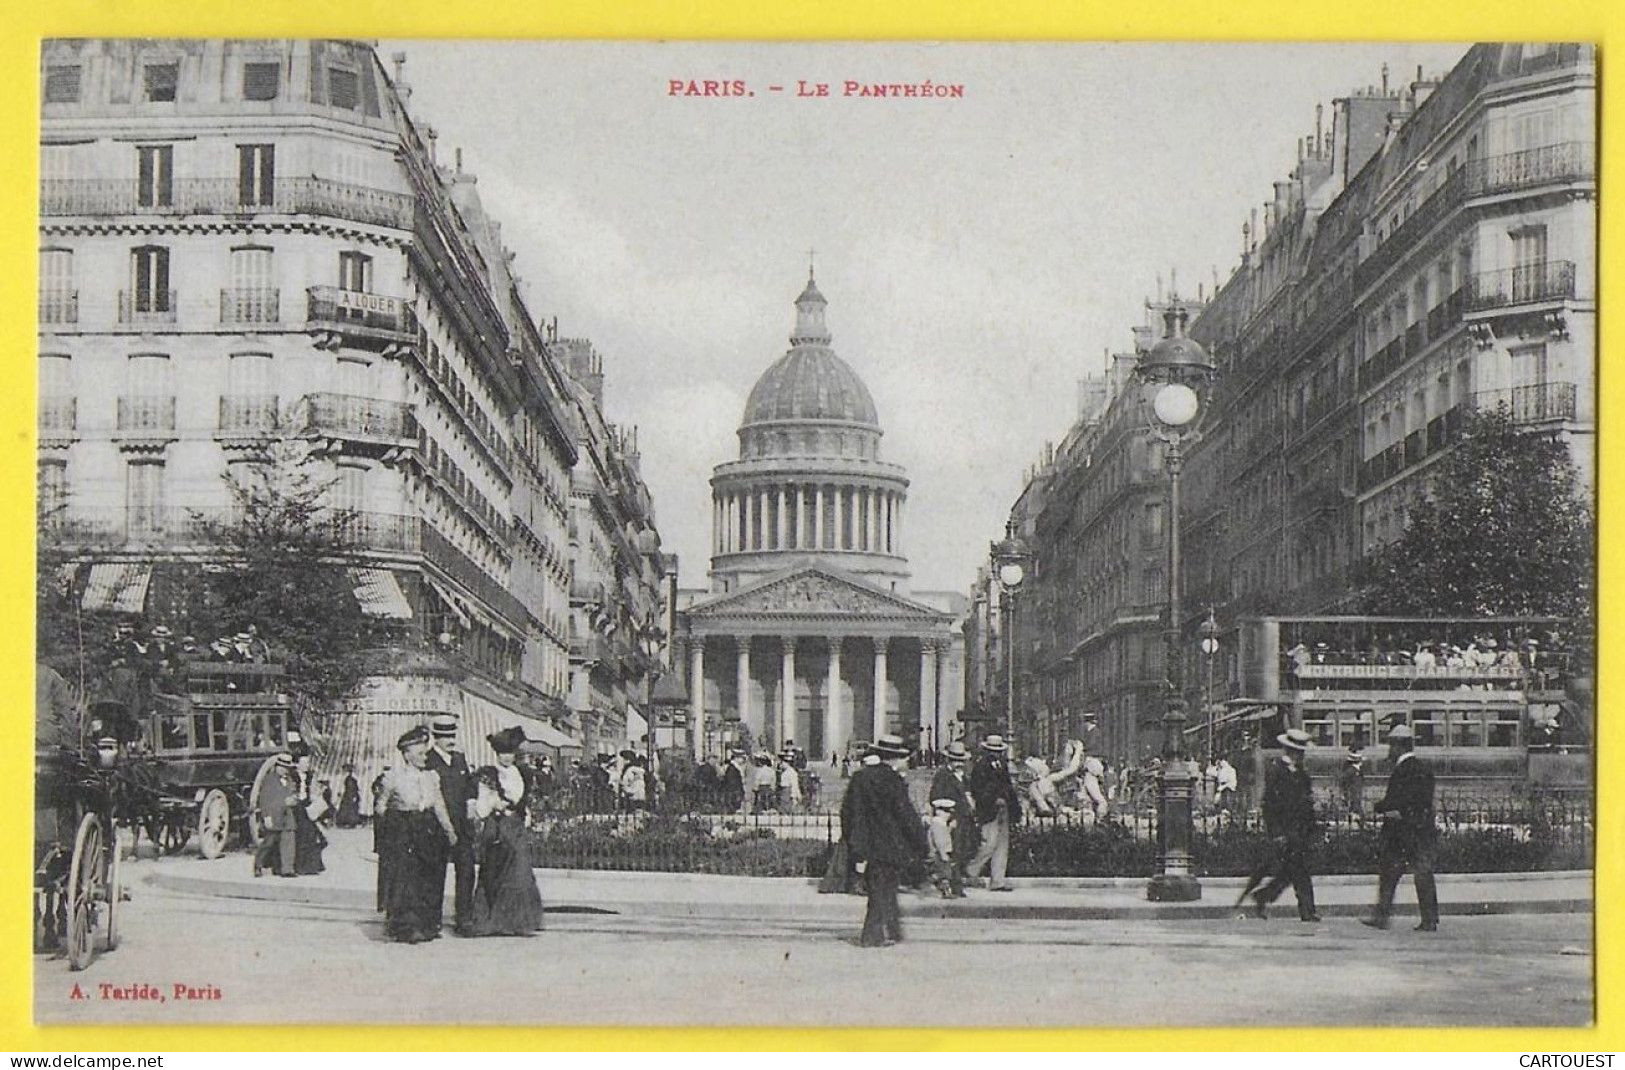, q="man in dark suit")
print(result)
[719,747,749,813]
[425,714,475,934]
[1240,728,1320,921]
[965,734,1022,891]
[841,734,927,946]
[928,741,979,897]
[1364,723,1440,931]
[253,753,299,878]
